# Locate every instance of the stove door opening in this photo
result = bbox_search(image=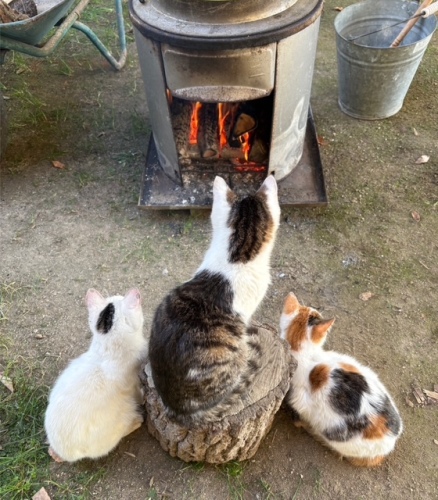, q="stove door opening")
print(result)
[169,95,273,175]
